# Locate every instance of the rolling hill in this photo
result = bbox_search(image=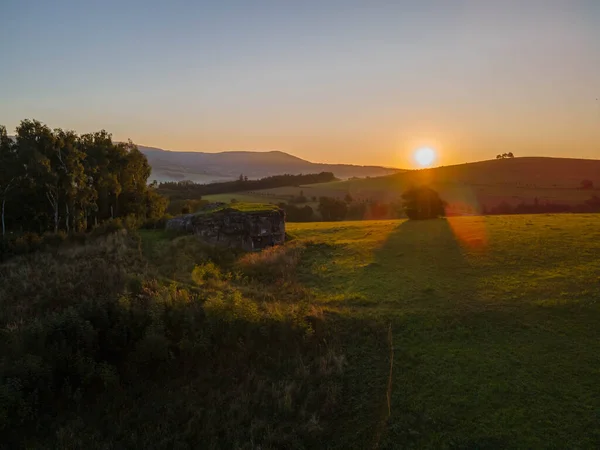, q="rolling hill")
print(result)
[206,157,600,213]
[139,145,400,183]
